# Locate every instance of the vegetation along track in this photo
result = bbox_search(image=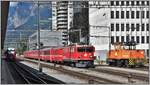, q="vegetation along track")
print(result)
[89,68,149,82]
[22,58,124,84]
[7,60,65,84]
